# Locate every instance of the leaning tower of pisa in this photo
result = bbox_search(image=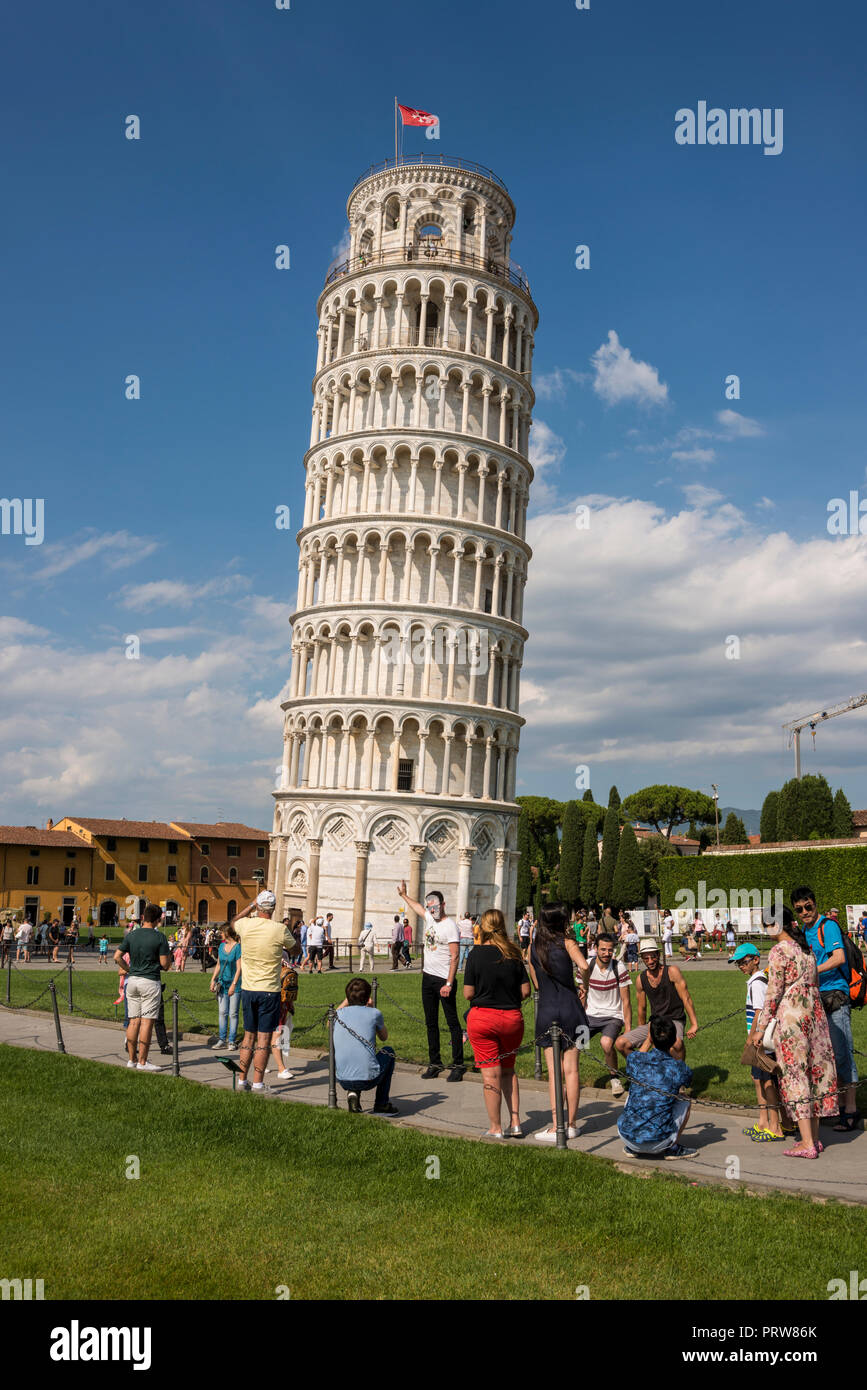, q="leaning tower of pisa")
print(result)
[269,154,538,941]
